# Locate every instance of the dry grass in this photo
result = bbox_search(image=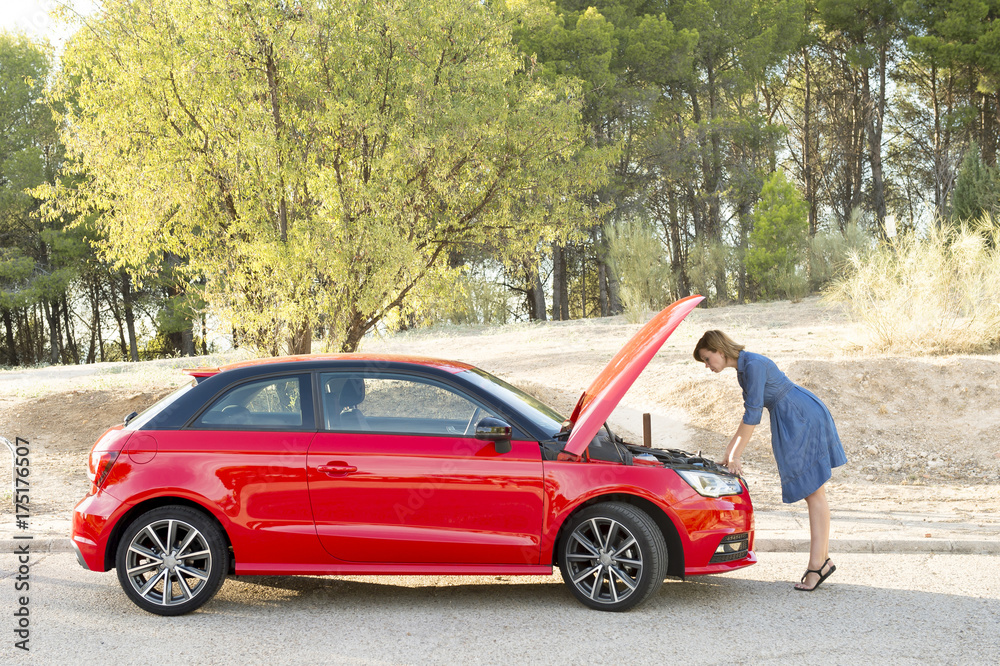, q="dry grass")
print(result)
[828,225,1000,354]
